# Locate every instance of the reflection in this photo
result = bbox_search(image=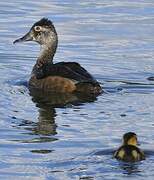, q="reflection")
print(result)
[29,88,99,135]
[13,88,98,146]
[17,105,57,137]
[94,148,115,156]
[15,105,58,143]
[32,107,57,136]
[119,162,141,175]
[12,88,99,155]
[147,76,154,81]
[28,89,98,136]
[29,88,98,107]
[30,149,53,154]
